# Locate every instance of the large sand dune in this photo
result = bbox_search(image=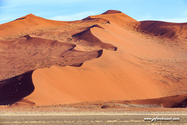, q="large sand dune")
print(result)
[1,10,187,108]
